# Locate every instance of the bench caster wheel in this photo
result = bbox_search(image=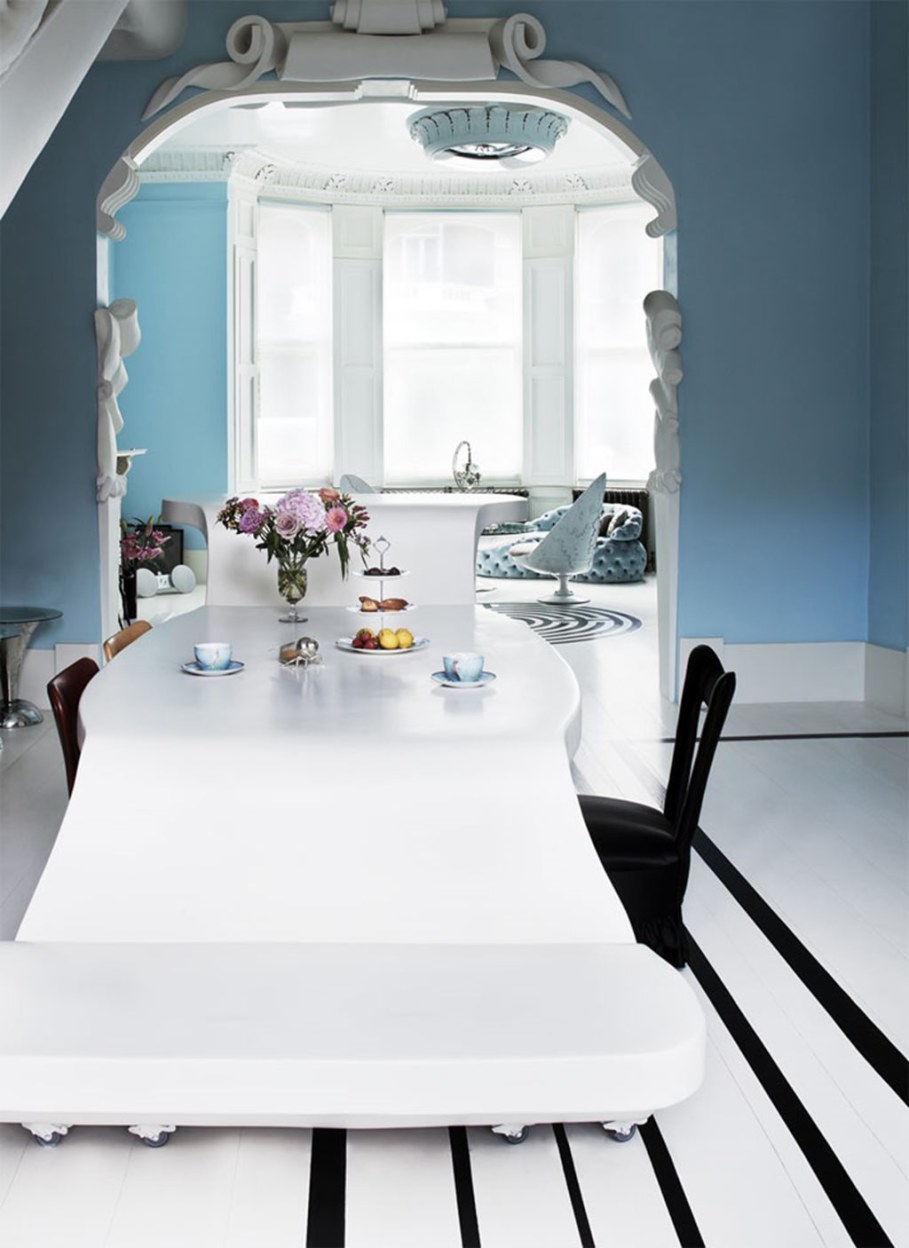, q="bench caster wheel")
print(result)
[602,1123,637,1143]
[128,1124,176,1148]
[491,1124,529,1144]
[22,1123,70,1147]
